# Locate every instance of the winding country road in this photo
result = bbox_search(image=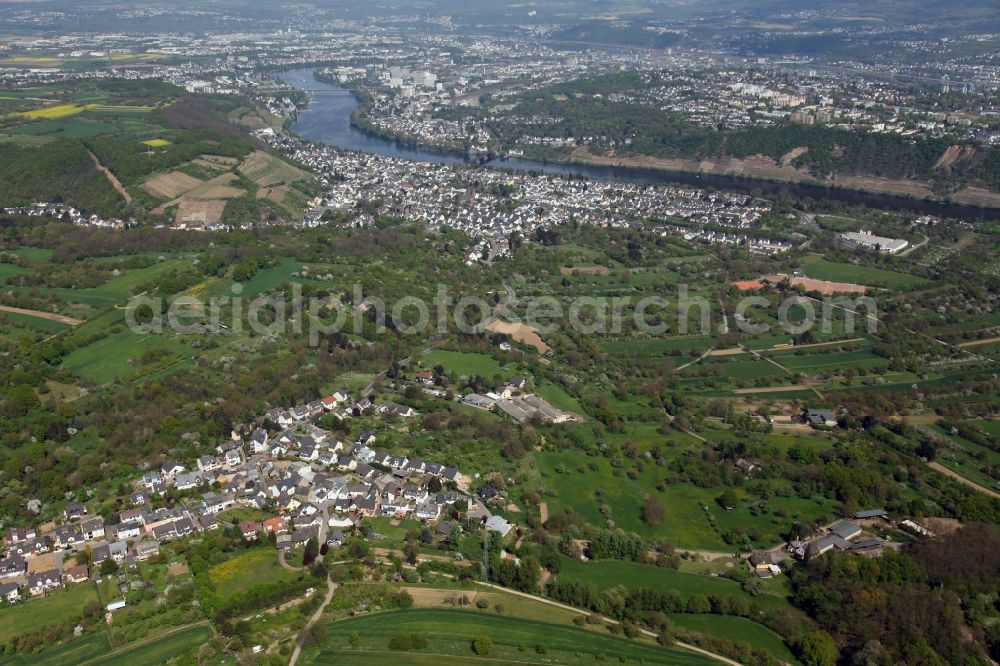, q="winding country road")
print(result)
[288,578,337,666]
